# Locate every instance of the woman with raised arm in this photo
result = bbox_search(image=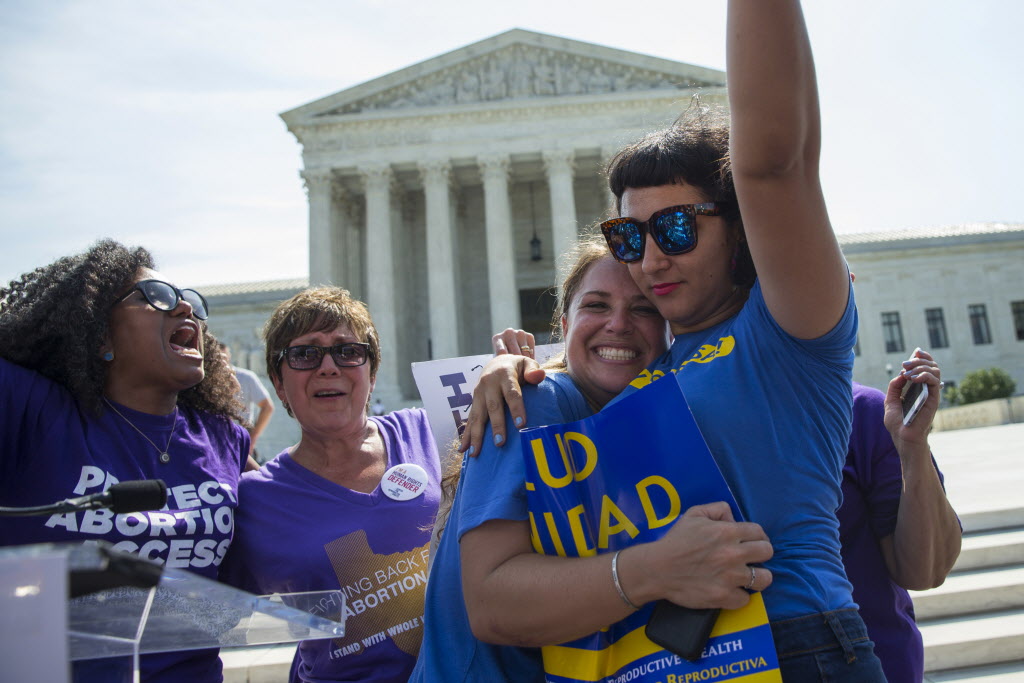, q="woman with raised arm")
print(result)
[411,238,773,682]
[0,240,250,682]
[459,1,886,678]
